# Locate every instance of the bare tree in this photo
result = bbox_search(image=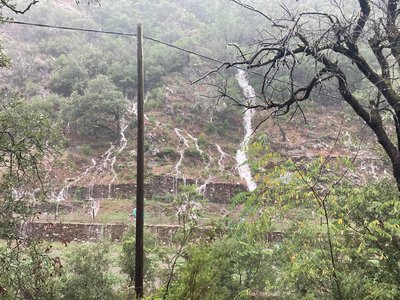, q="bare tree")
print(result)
[0,0,38,15]
[0,0,98,15]
[213,0,400,189]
